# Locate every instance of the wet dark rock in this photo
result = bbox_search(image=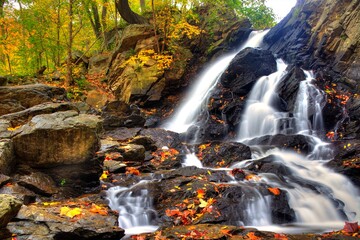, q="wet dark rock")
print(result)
[246,134,312,155]
[0,102,79,127]
[105,127,141,142]
[195,141,251,168]
[17,172,58,197]
[118,144,146,161]
[276,65,306,112]
[0,84,67,116]
[140,128,182,149]
[341,98,360,139]
[327,140,360,186]
[129,135,157,151]
[0,194,22,228]
[220,48,277,95]
[13,110,102,168]
[101,101,145,129]
[245,155,293,180]
[0,139,14,175]
[264,0,360,83]
[196,120,230,142]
